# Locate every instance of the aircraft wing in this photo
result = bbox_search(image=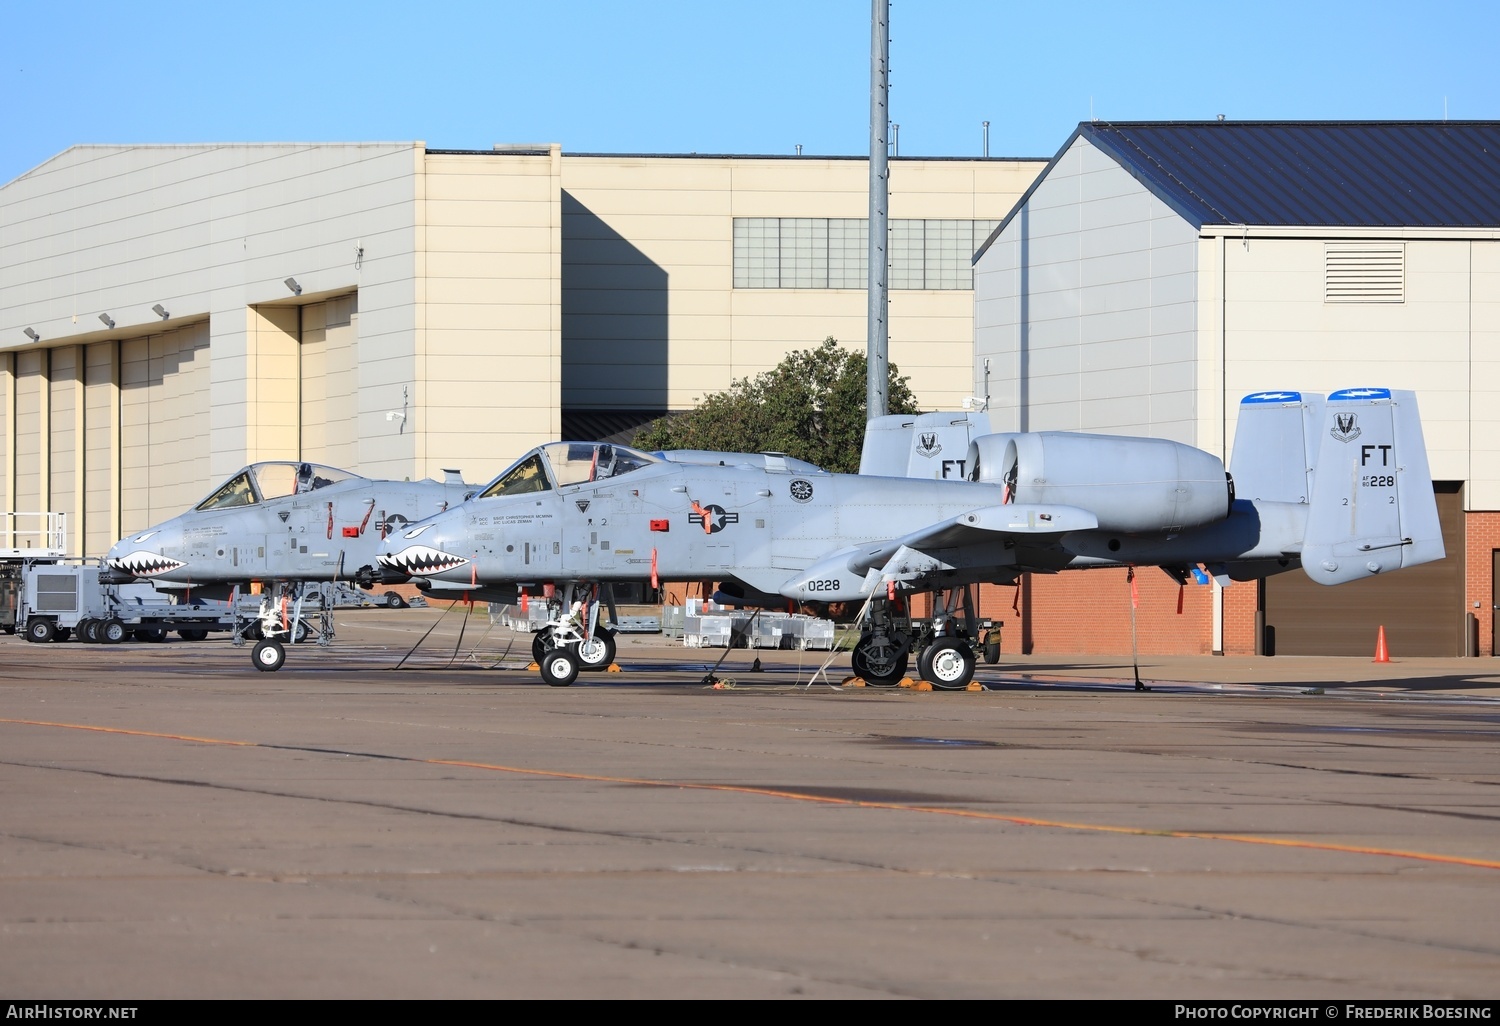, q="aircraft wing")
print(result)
[851,503,1097,573]
[780,503,1097,600]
